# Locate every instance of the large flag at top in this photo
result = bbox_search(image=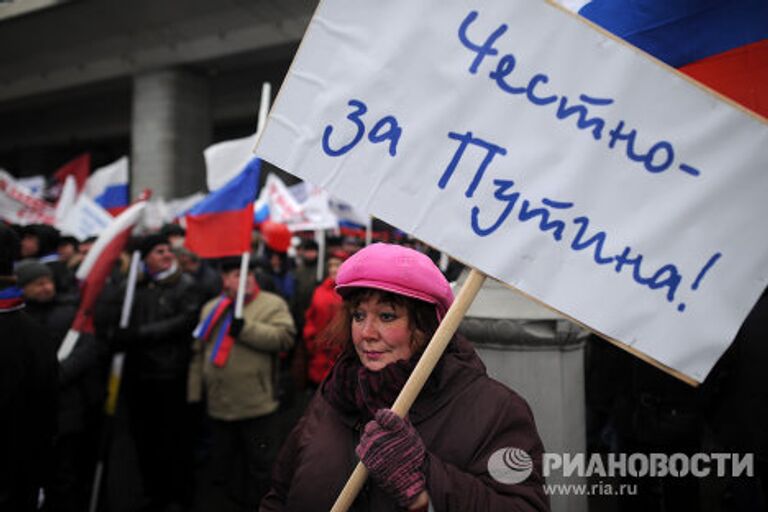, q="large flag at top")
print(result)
[563,0,768,117]
[84,157,130,215]
[185,158,261,258]
[204,132,259,192]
